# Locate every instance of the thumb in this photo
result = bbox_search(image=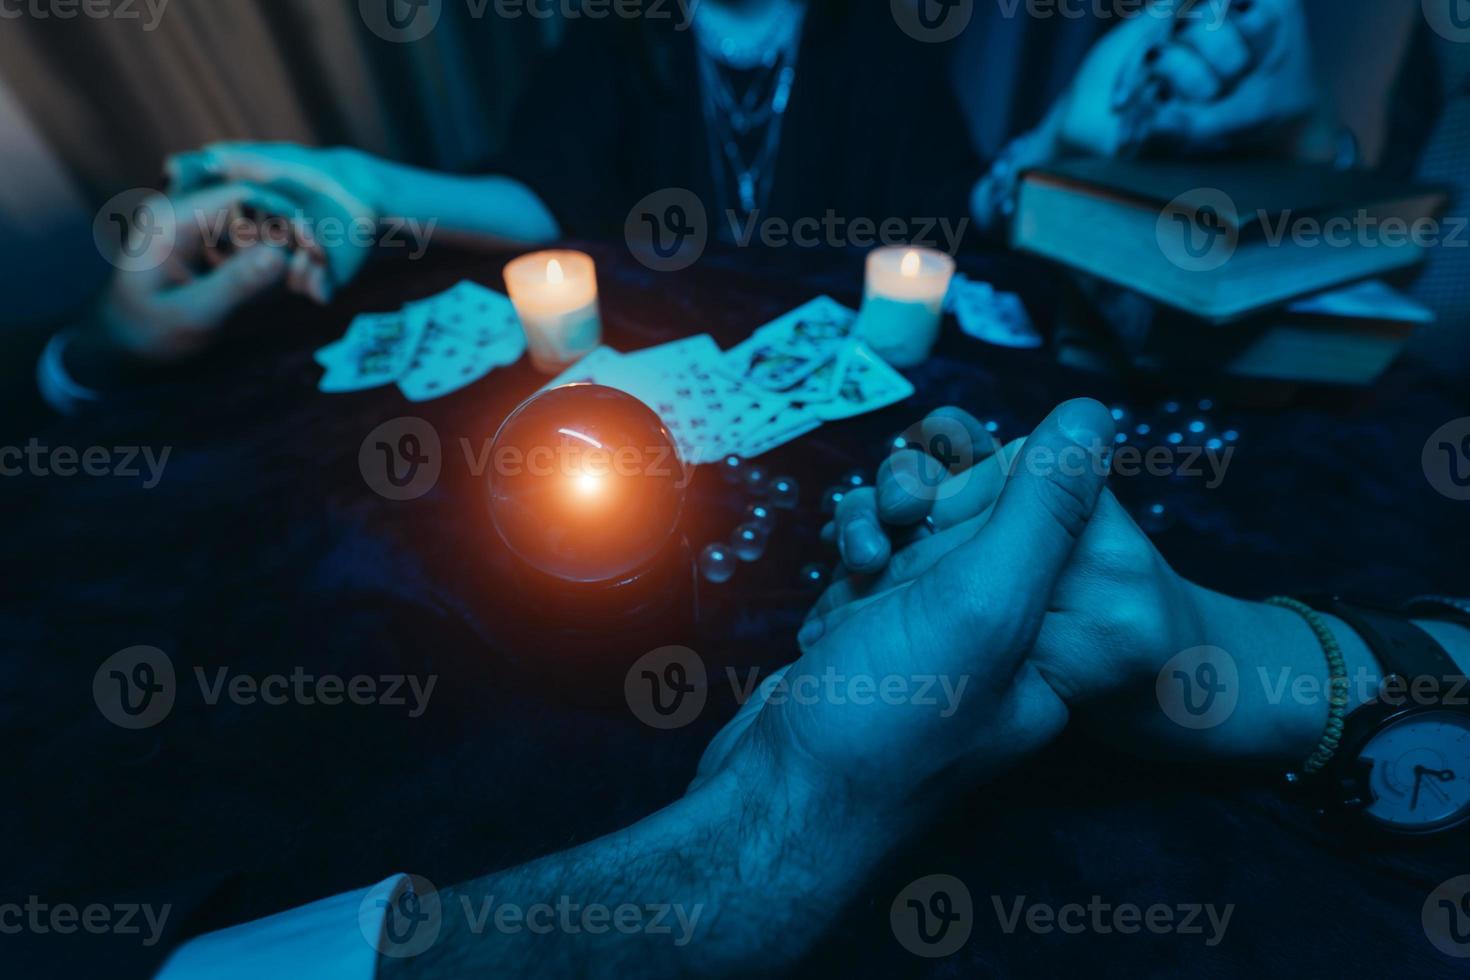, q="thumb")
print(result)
[168,244,288,328]
[913,398,1115,670]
